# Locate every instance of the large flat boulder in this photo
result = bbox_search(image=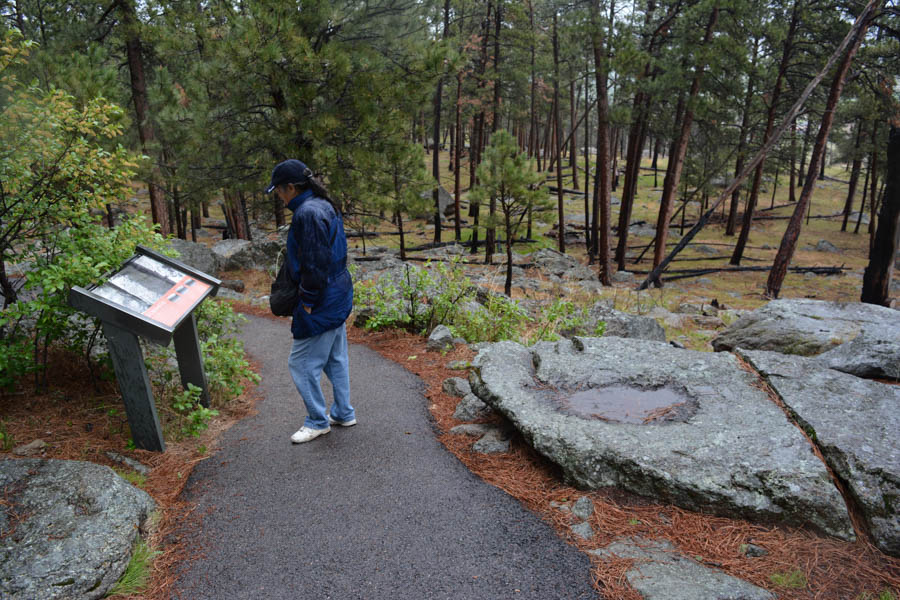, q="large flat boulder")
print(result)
[711,299,899,358]
[590,537,773,600]
[0,458,155,599]
[738,350,900,557]
[470,337,853,539]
